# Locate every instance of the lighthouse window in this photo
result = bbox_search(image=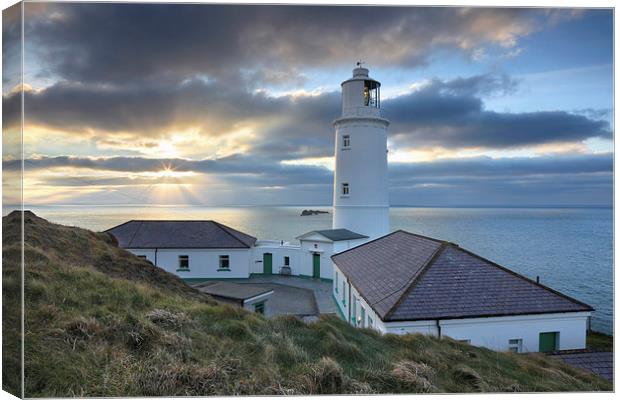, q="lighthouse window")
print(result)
[364,80,380,108]
[342,135,350,148]
[342,183,349,196]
